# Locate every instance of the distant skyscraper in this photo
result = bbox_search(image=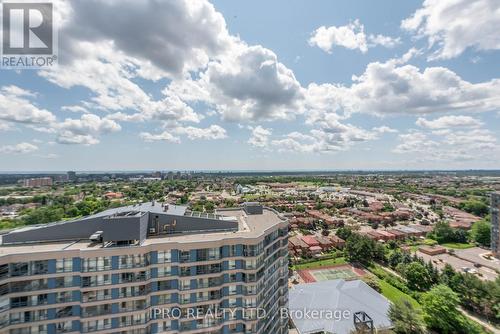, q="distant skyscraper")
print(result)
[67,171,77,181]
[492,193,500,258]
